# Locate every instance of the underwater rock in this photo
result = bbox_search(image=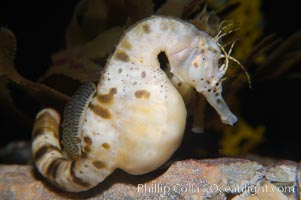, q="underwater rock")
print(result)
[0,158,299,200]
